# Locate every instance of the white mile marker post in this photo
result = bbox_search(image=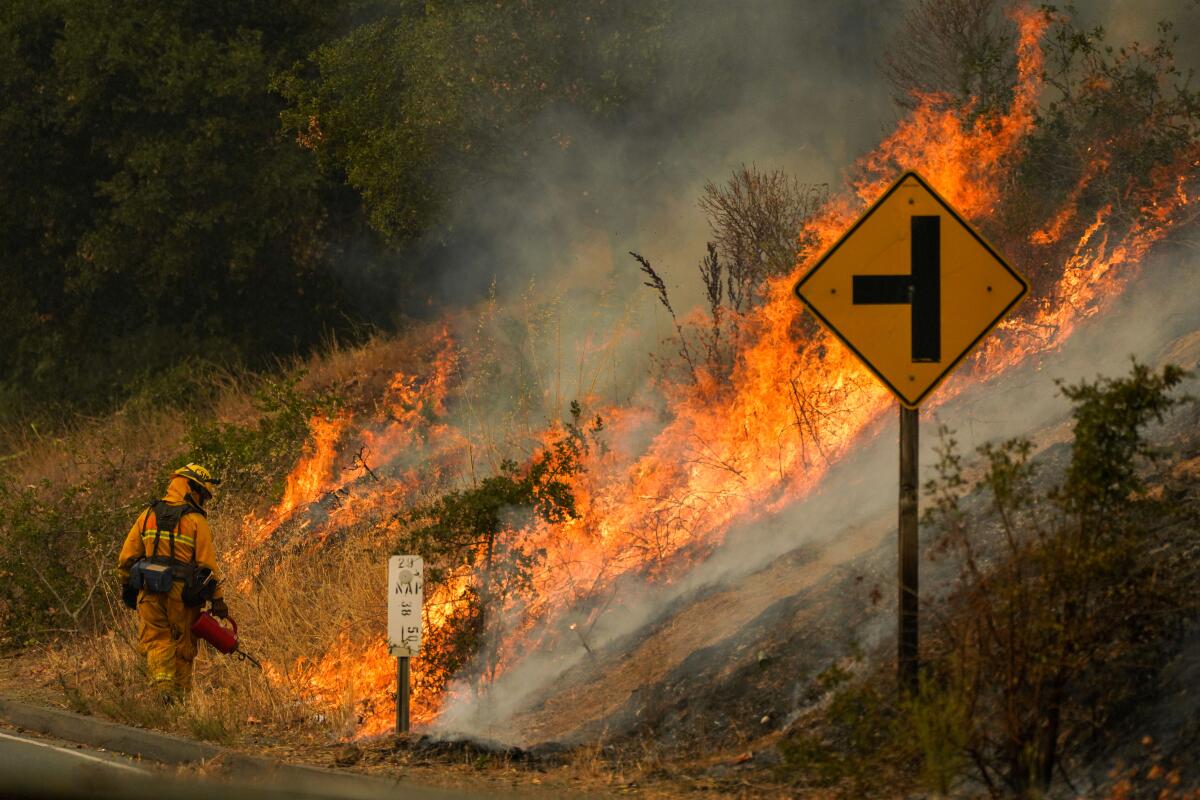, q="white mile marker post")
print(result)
[387,555,424,733]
